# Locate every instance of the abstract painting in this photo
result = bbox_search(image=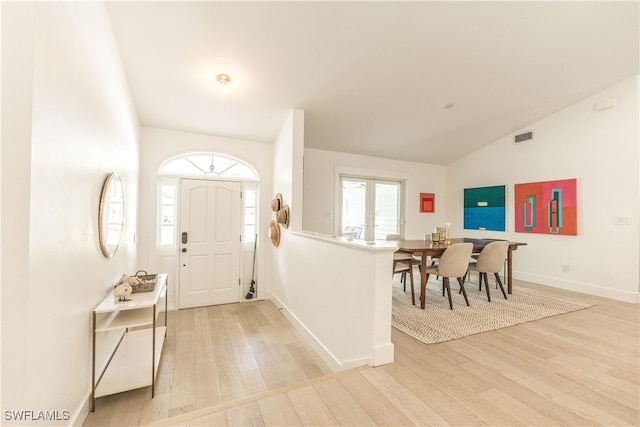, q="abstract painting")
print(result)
[420,192,435,212]
[514,178,577,235]
[463,185,506,231]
